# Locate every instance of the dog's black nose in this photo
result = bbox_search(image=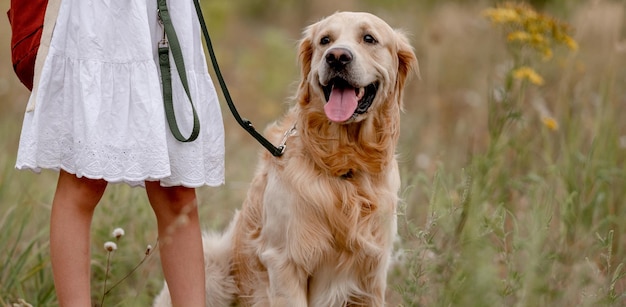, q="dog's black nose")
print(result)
[325,47,353,69]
